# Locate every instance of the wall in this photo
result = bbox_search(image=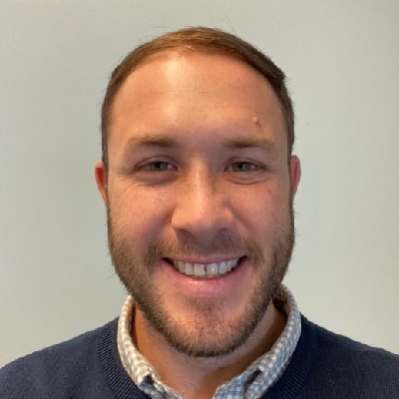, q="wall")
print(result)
[1,0,398,366]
